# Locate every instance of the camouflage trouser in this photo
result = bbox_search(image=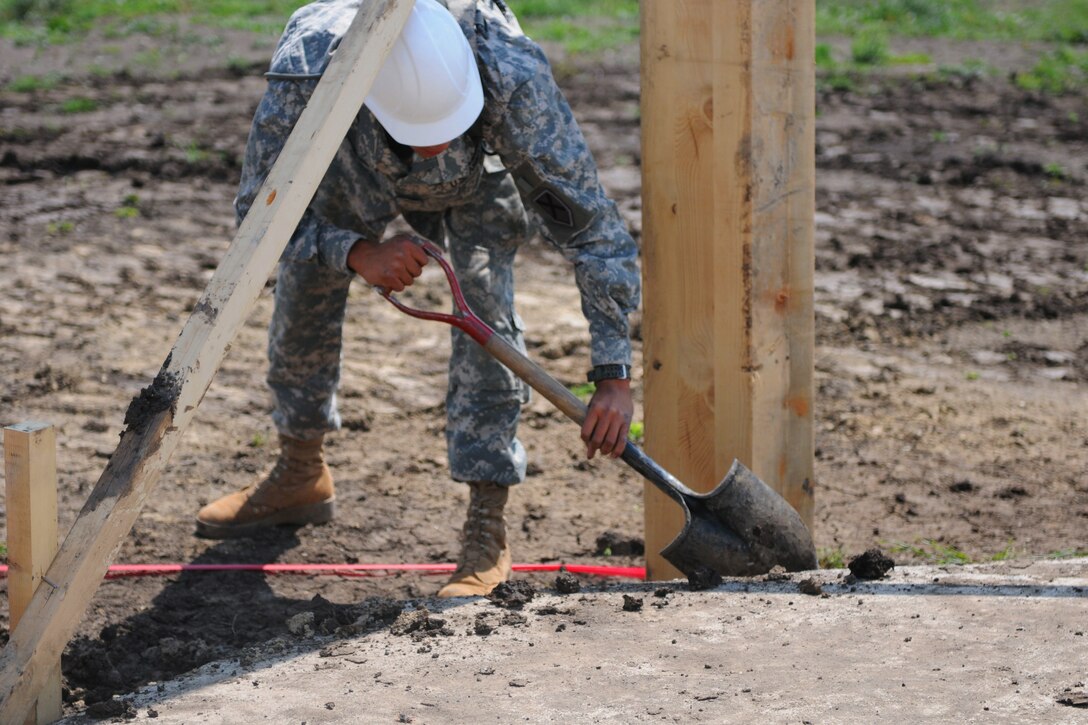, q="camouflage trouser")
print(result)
[268,168,534,485]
